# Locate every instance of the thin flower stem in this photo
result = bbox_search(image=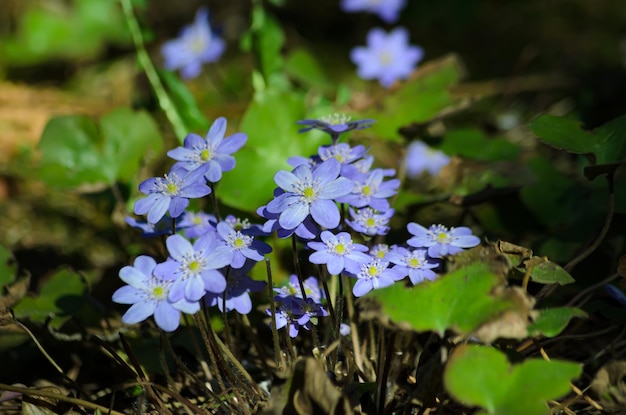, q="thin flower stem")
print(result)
[318,265,338,330]
[266,258,286,370]
[343,274,366,378]
[240,313,271,372]
[119,0,187,143]
[193,313,227,391]
[291,234,308,300]
[210,183,222,222]
[183,314,213,382]
[158,332,175,387]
